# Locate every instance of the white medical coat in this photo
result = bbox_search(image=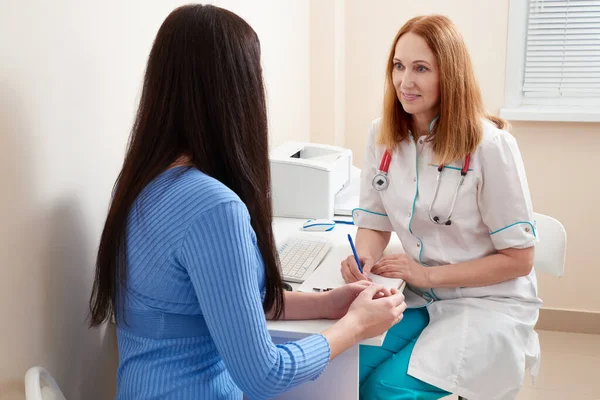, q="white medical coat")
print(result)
[354,118,542,400]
